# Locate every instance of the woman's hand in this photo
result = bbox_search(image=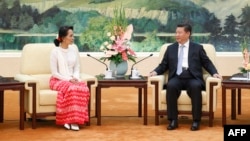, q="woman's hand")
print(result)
[70,78,79,83]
